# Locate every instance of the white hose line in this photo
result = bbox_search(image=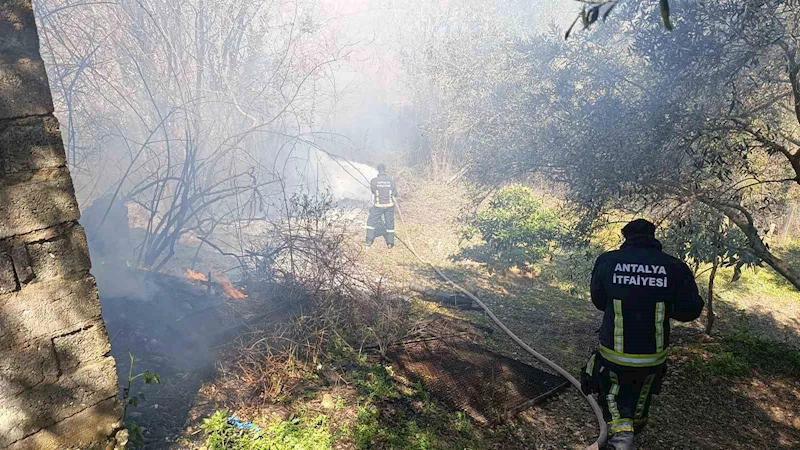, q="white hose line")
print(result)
[393,200,607,450]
